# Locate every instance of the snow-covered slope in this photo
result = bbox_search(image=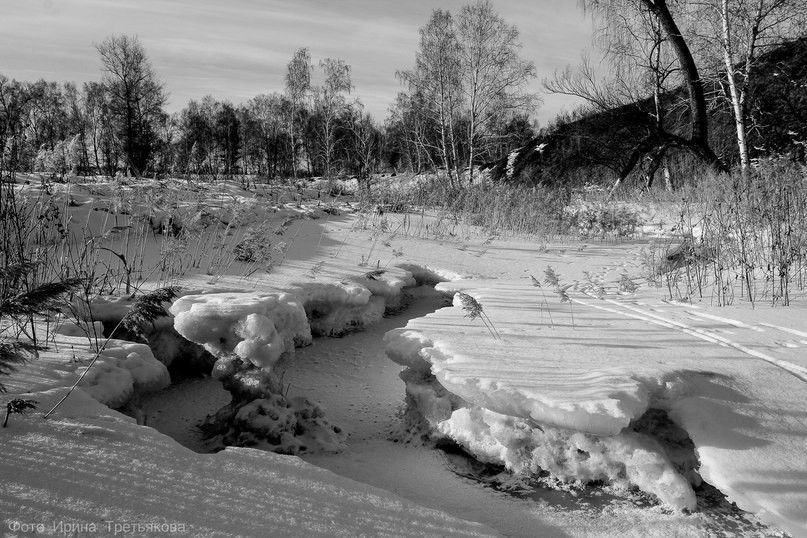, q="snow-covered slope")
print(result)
[0,388,495,536]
